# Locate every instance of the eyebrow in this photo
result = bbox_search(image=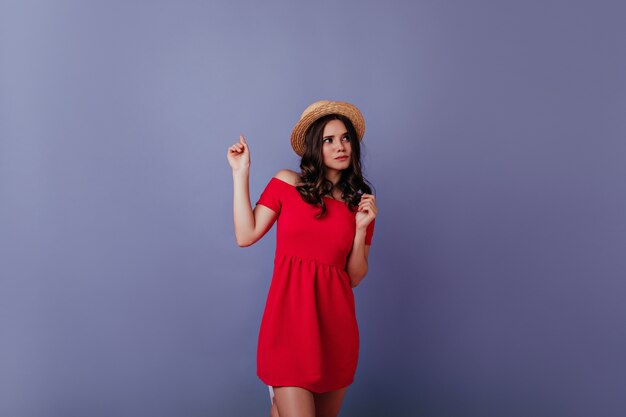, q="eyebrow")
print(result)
[323,131,349,138]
